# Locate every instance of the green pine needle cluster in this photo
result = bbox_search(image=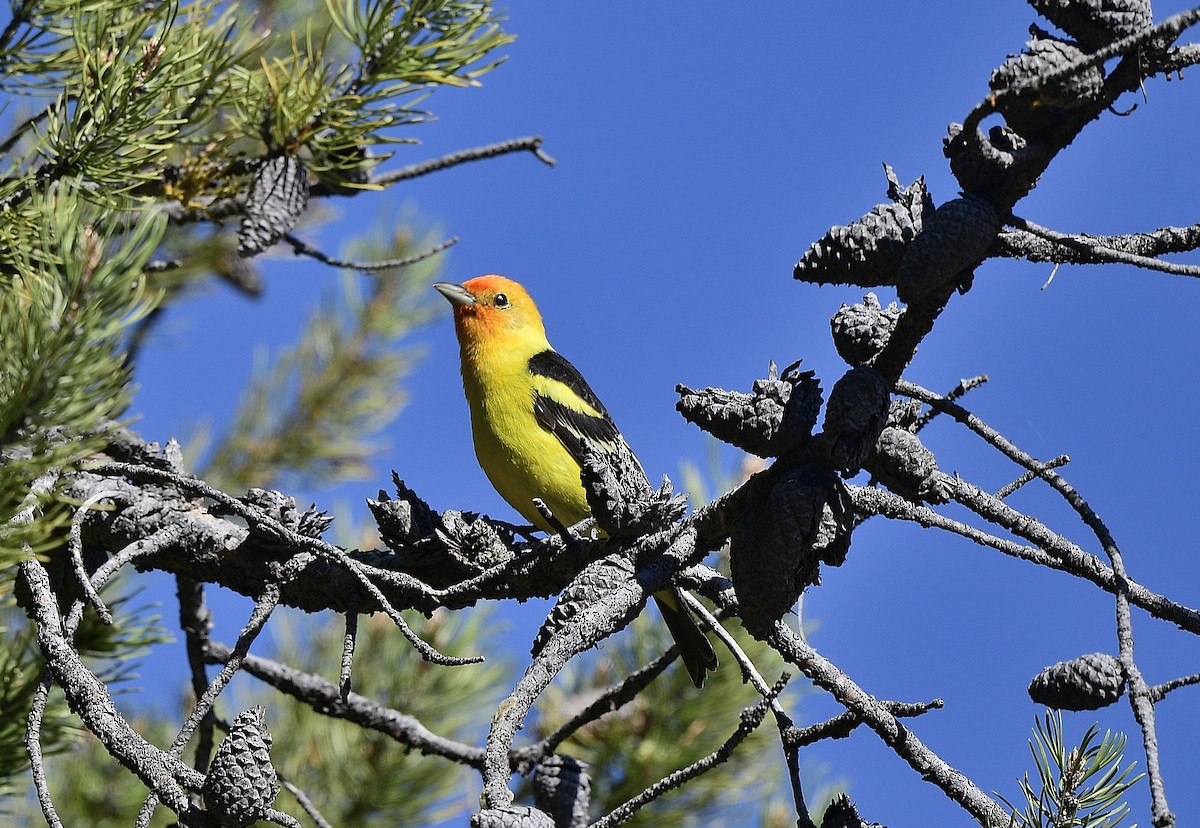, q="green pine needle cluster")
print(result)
[1,187,163,567]
[1001,710,1143,828]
